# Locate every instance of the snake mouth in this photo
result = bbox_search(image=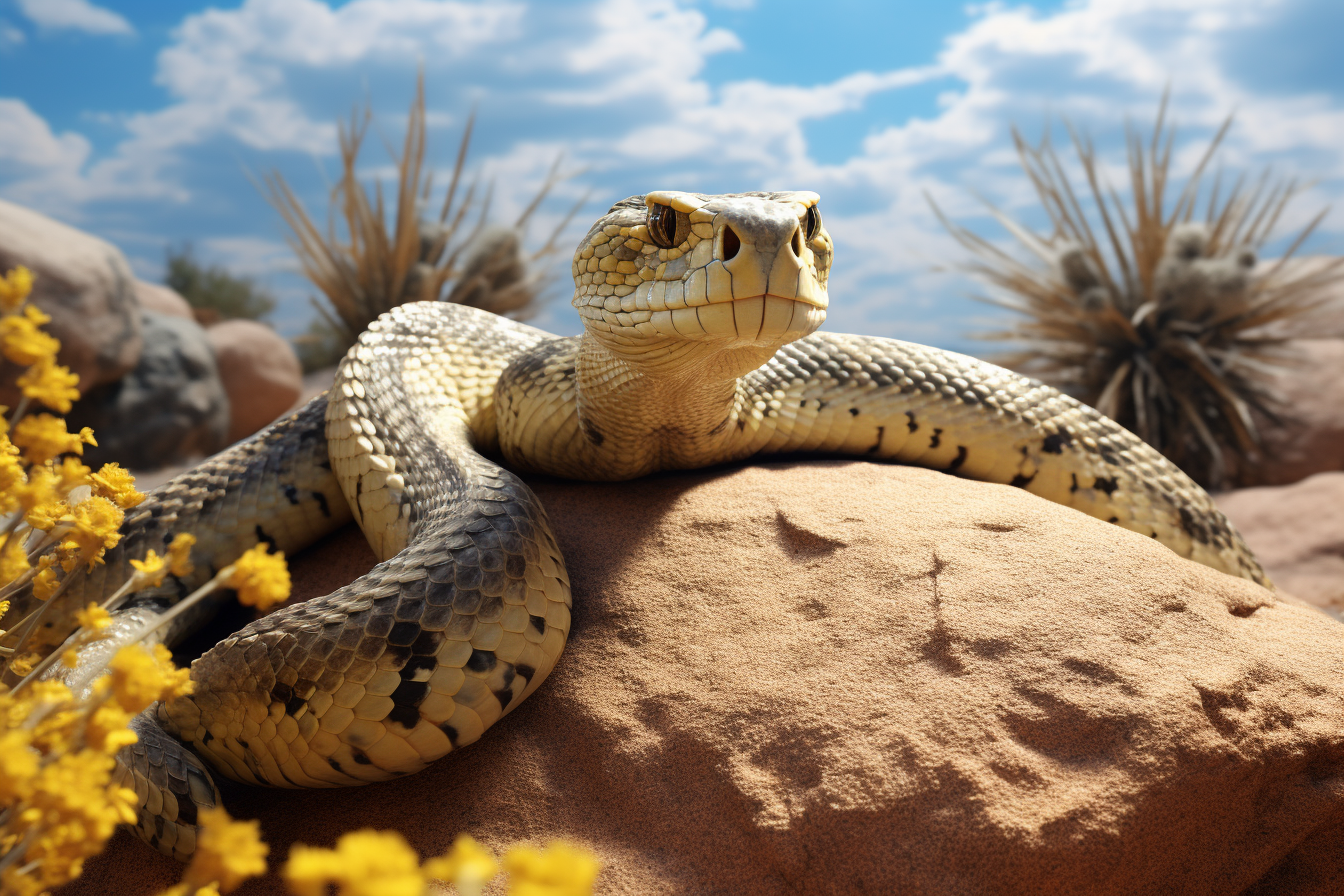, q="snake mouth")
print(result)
[636,294,827,343]
[727,290,828,311]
